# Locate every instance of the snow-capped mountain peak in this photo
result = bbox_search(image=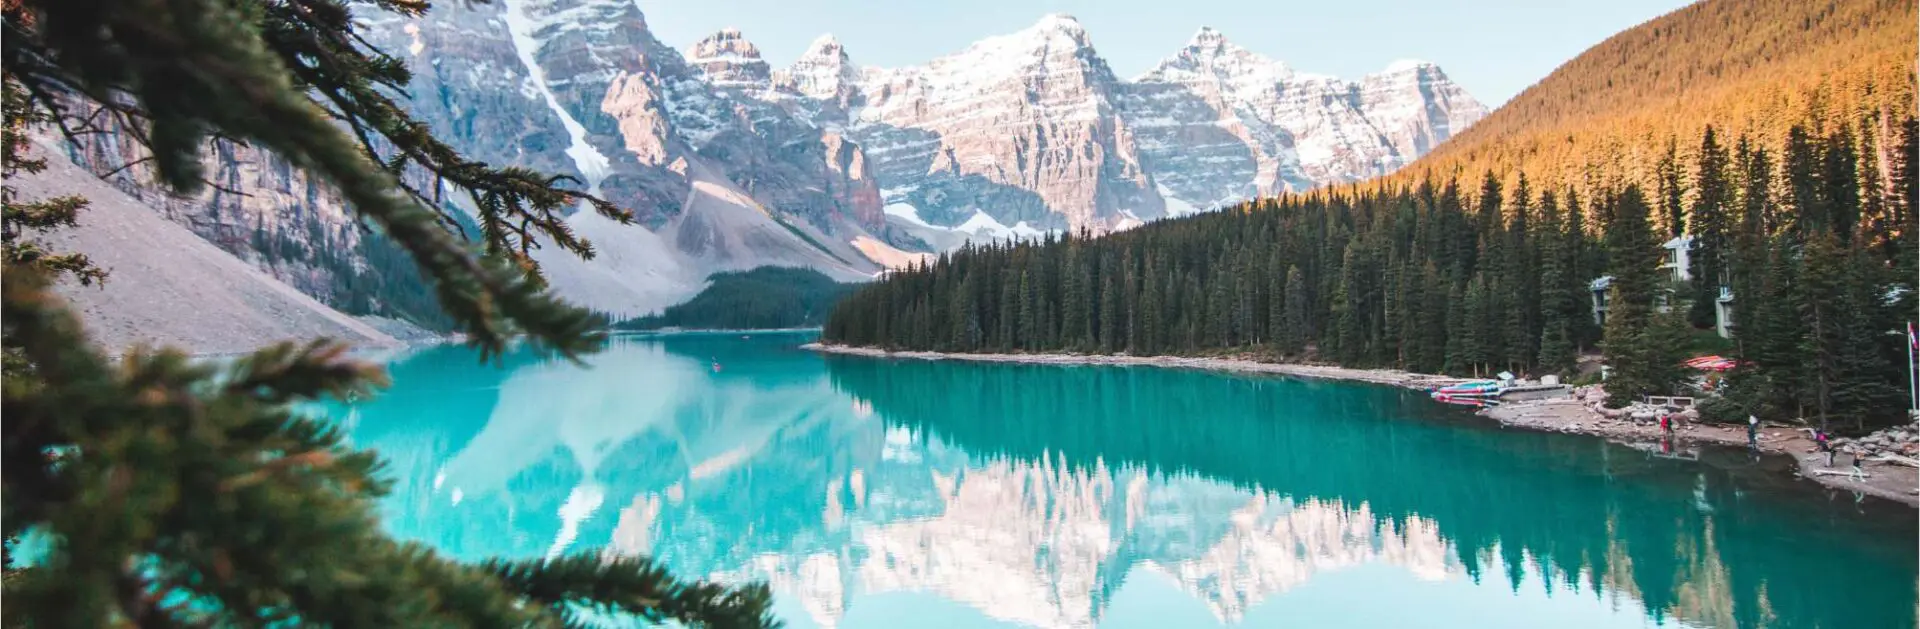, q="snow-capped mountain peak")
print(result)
[802,33,848,60]
[1381,58,1438,74]
[946,12,1102,73]
[1179,26,1233,59]
[687,27,772,89]
[780,33,861,105]
[1143,27,1293,86]
[827,11,1158,234]
[1031,13,1090,38]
